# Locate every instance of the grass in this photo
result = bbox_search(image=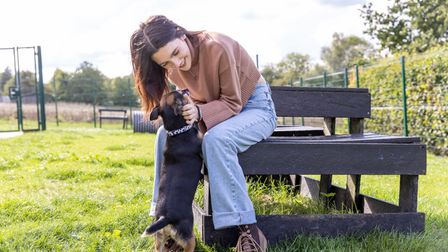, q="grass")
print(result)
[0,122,447,251]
